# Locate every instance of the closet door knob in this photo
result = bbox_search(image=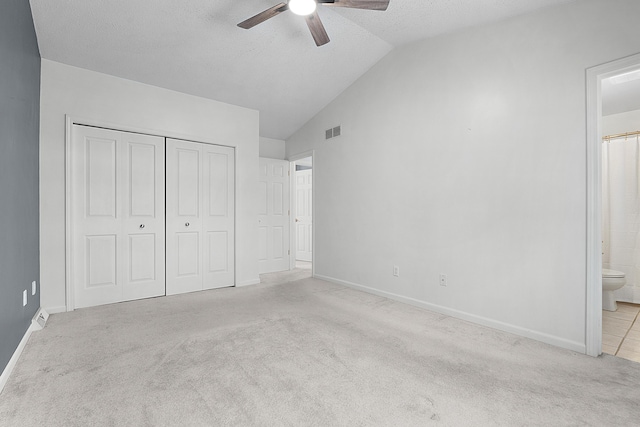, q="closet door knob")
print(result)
[139,224,145,229]
[185,222,190,227]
